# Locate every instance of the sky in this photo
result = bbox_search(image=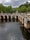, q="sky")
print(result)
[0,0,30,8]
